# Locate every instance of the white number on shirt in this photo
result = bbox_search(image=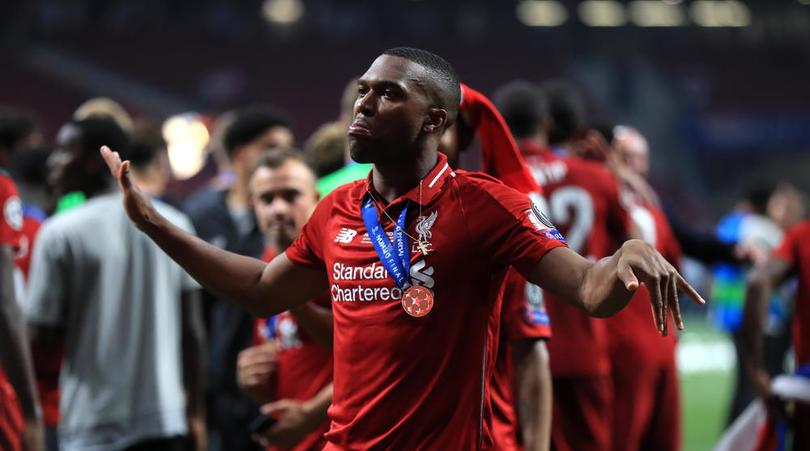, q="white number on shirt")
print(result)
[549,186,594,254]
